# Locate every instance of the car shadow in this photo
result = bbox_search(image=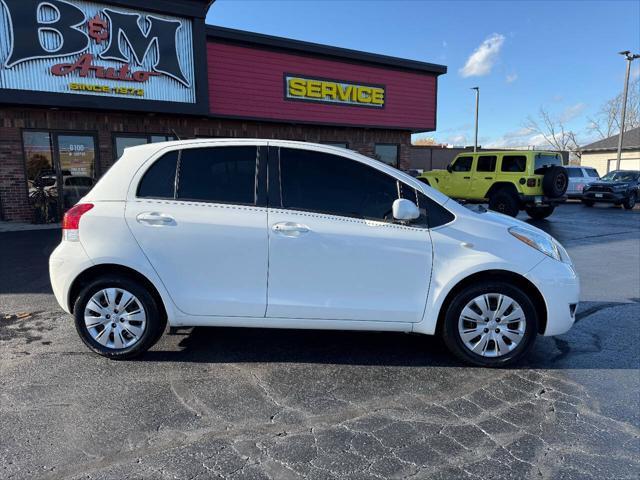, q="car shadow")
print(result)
[140,305,637,370]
